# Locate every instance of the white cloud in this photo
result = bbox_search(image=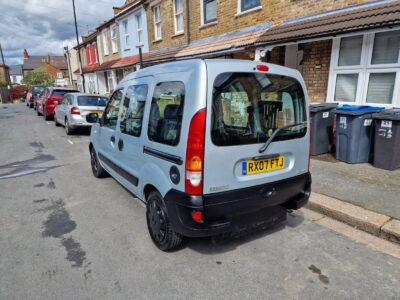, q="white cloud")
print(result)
[0,0,125,65]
